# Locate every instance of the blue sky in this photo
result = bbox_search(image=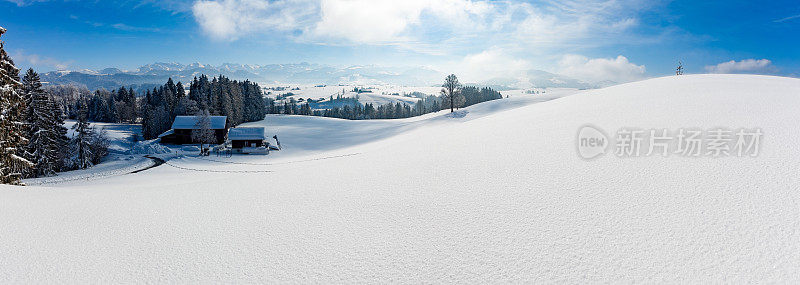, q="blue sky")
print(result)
[1,0,798,83]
